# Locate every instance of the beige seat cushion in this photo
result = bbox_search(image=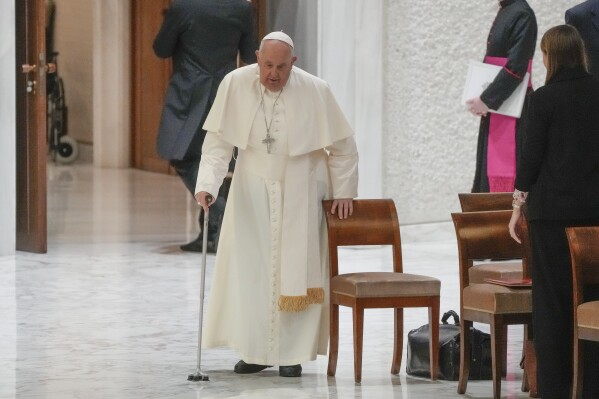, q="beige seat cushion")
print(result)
[578,301,599,330]
[331,272,440,298]
[469,261,523,284]
[463,283,531,314]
